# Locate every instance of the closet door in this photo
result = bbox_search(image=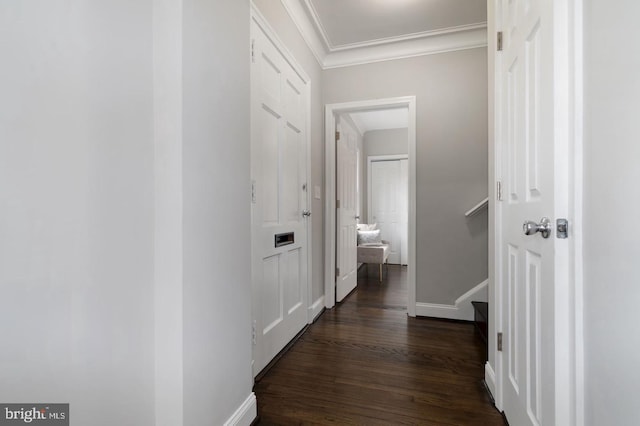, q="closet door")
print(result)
[369,159,405,264]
